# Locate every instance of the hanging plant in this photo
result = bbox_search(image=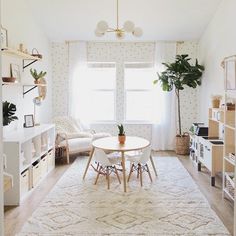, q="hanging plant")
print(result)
[2,101,18,126]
